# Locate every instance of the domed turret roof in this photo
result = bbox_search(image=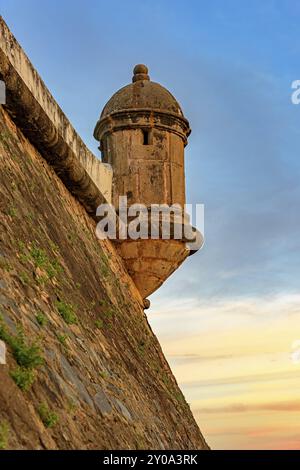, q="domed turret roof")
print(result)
[100,64,184,119]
